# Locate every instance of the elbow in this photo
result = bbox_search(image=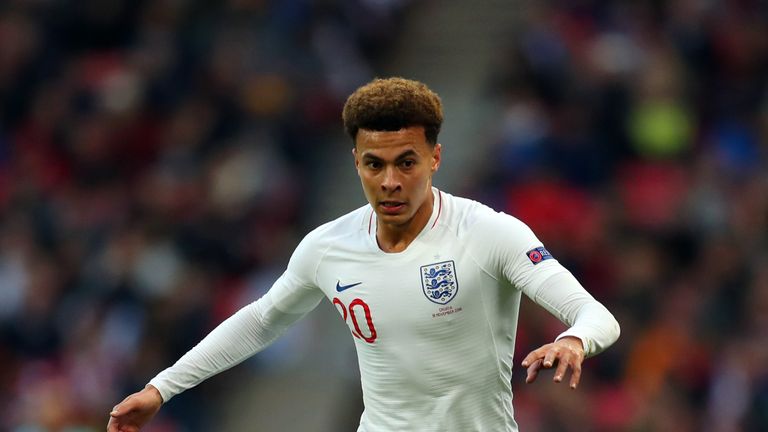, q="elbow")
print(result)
[608,313,621,346]
[589,312,621,357]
